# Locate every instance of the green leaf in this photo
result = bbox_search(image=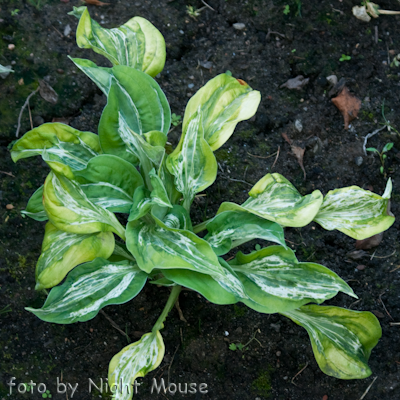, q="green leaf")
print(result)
[21,185,48,221]
[98,78,167,167]
[282,305,382,379]
[74,155,144,213]
[11,123,101,176]
[229,246,356,314]
[126,219,247,299]
[182,73,261,151]
[43,171,126,240]
[218,173,323,228]
[128,186,153,222]
[162,268,238,305]
[28,258,146,323]
[204,210,287,256]
[74,7,166,77]
[70,60,171,136]
[108,331,165,400]
[366,147,378,153]
[161,205,193,231]
[229,343,237,351]
[149,168,172,208]
[166,110,217,204]
[35,223,115,290]
[382,142,393,153]
[314,178,395,240]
